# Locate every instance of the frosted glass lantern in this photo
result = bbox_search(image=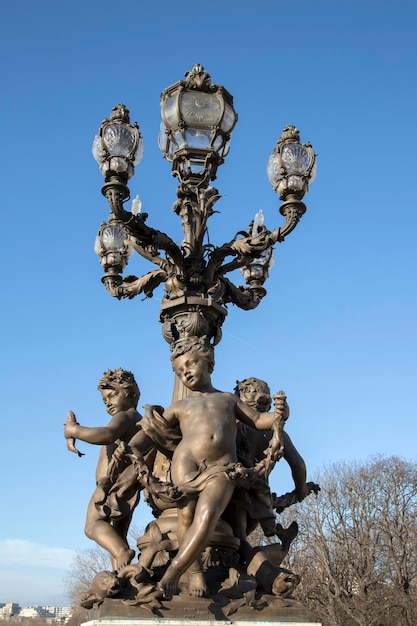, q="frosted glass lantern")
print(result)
[93,104,143,184]
[94,223,132,273]
[159,65,237,184]
[267,125,316,201]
